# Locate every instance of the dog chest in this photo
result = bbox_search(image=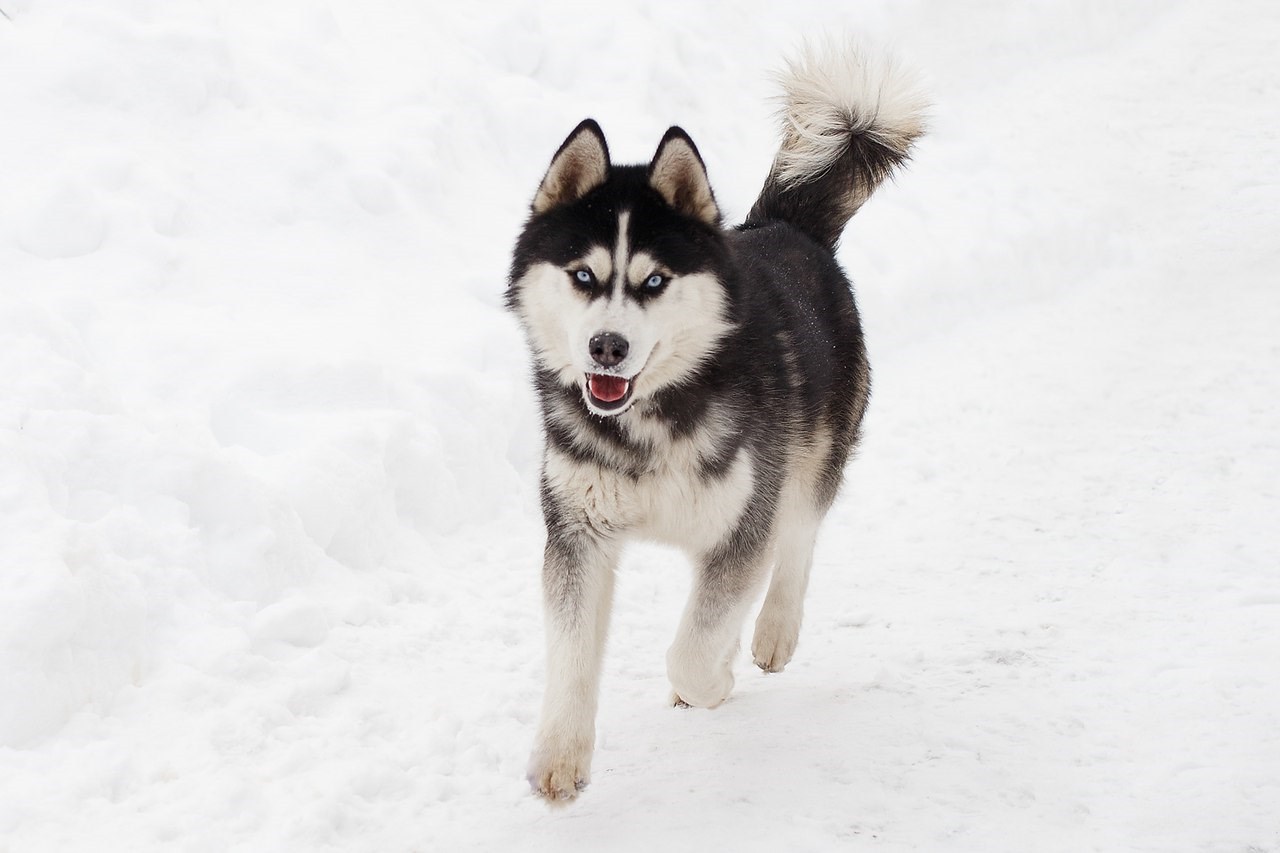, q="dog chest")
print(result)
[543,445,755,551]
